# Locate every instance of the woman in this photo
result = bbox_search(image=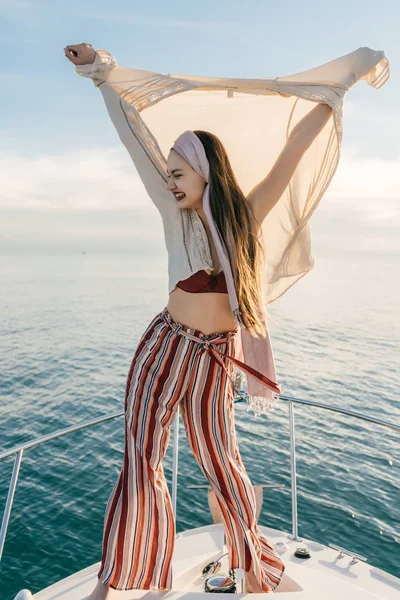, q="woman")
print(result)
[63,42,359,598]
